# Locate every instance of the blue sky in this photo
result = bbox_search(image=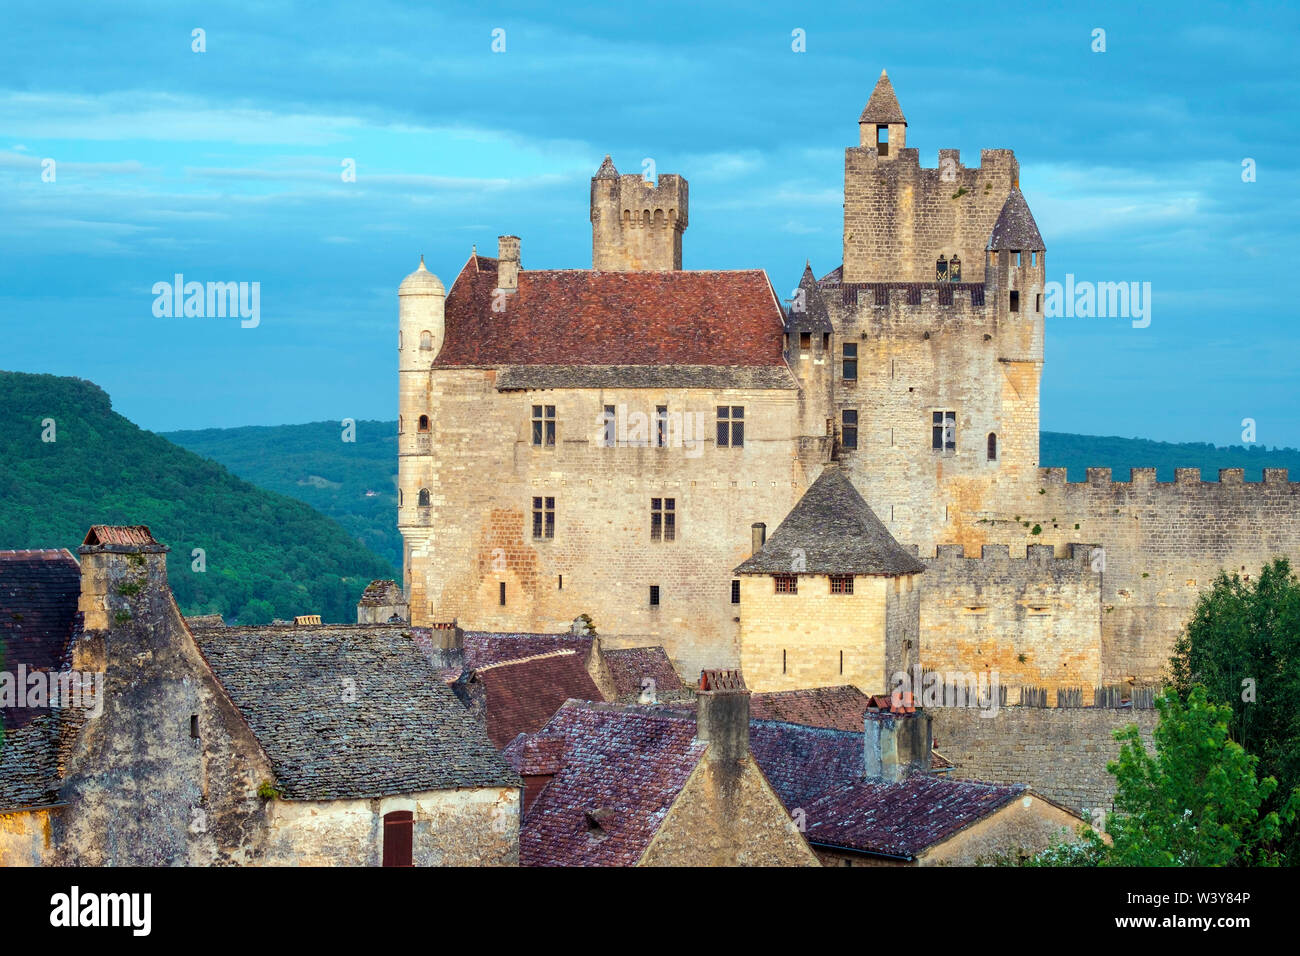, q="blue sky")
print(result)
[1,1,1297,447]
